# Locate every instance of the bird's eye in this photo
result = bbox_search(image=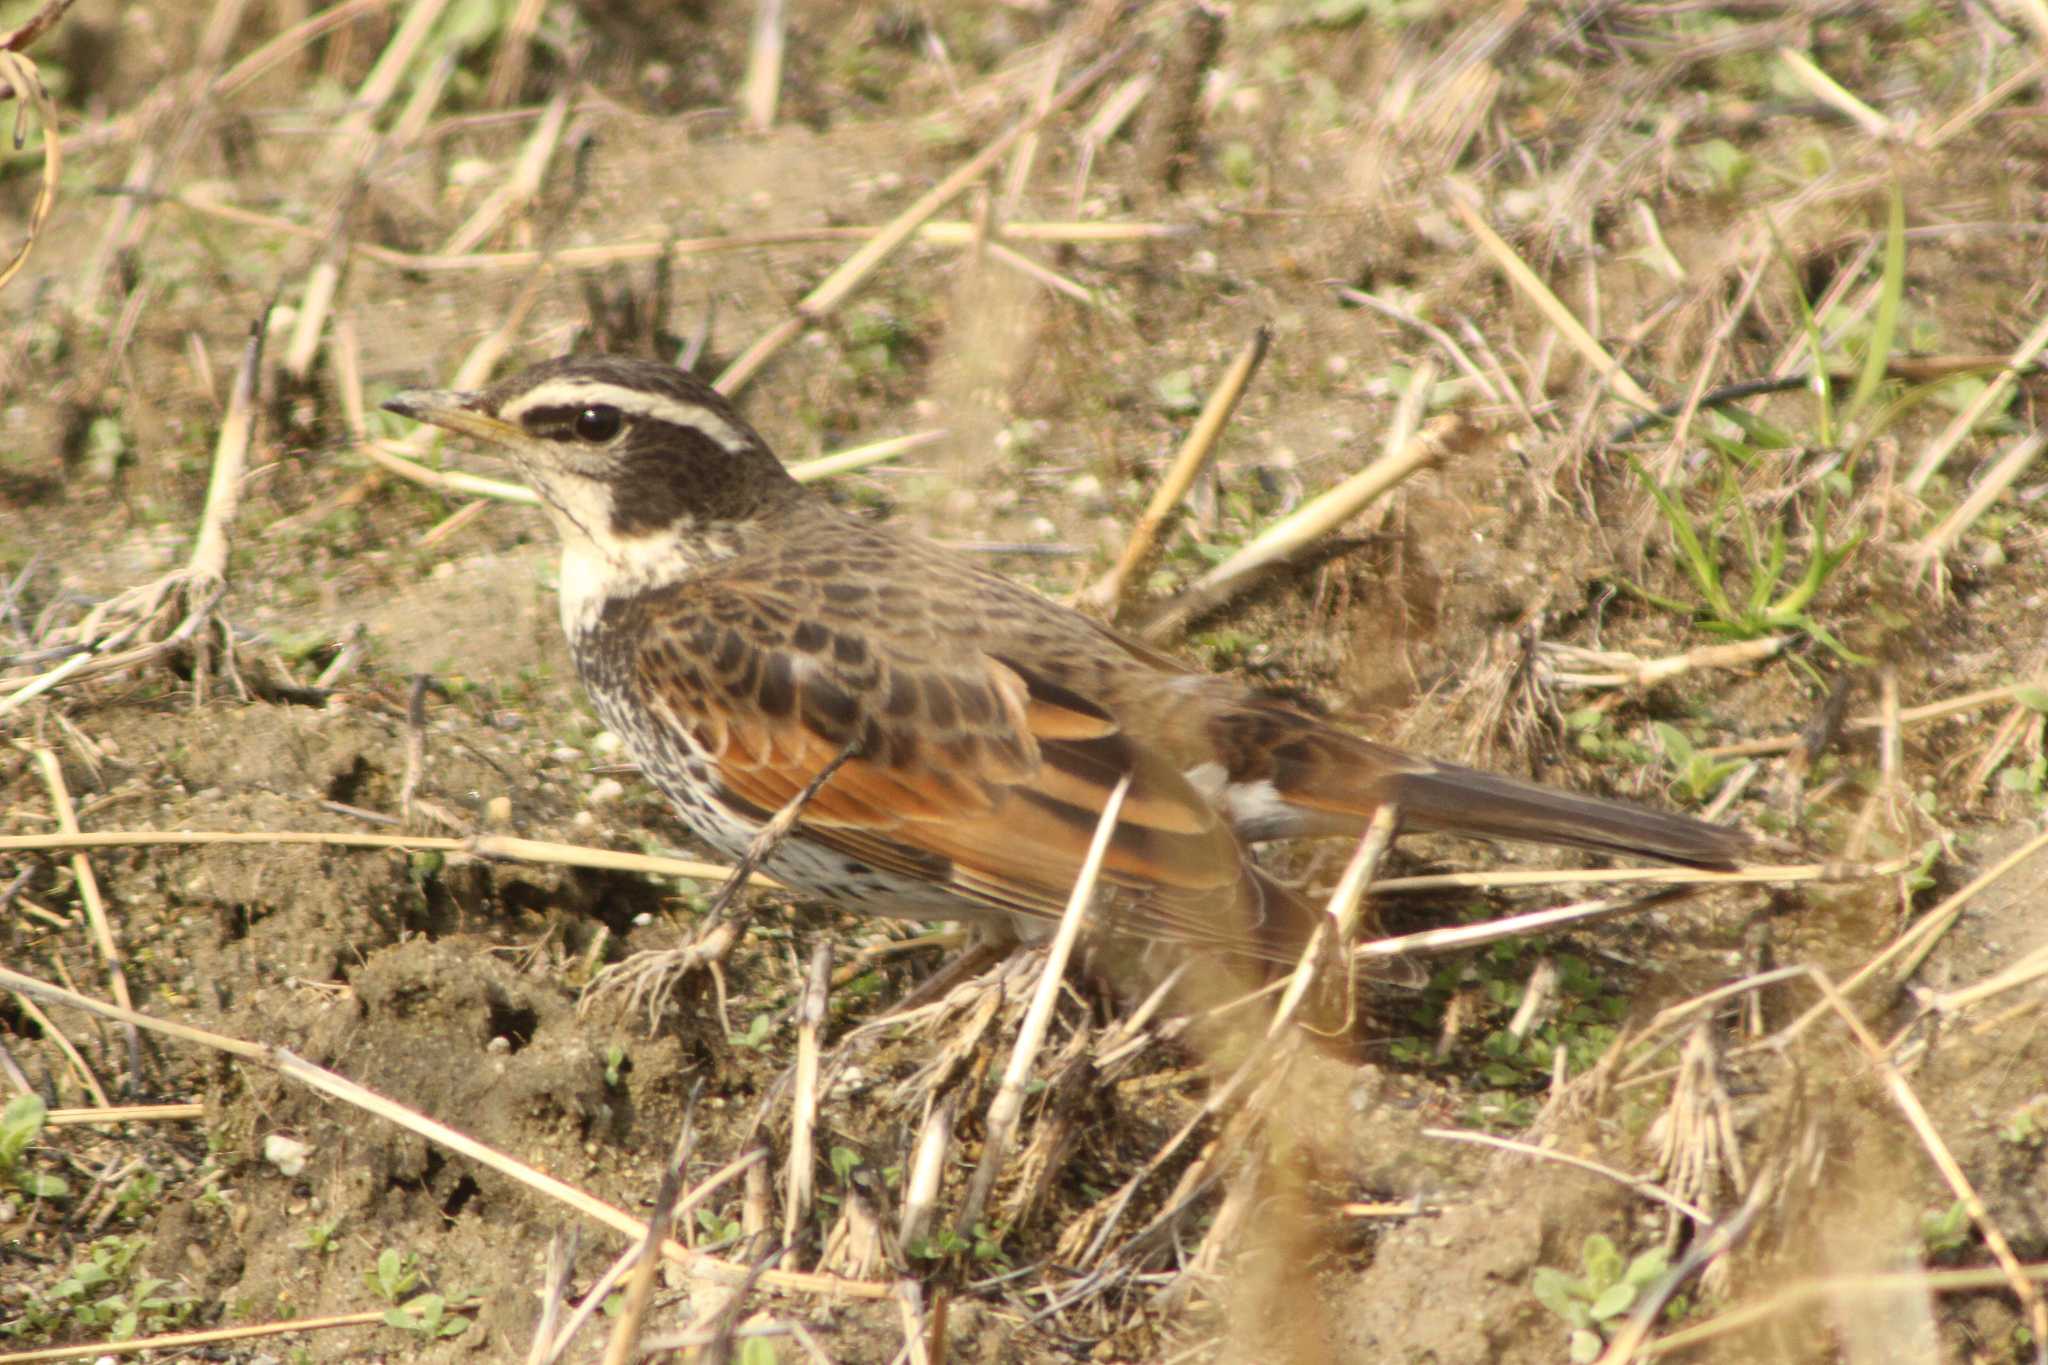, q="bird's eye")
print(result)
[572,406,623,442]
